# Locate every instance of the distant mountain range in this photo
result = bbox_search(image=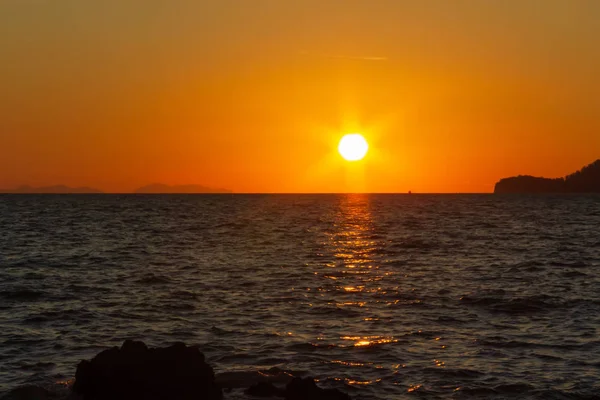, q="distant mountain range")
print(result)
[0,183,231,194]
[495,160,600,193]
[134,184,232,194]
[0,185,103,194]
